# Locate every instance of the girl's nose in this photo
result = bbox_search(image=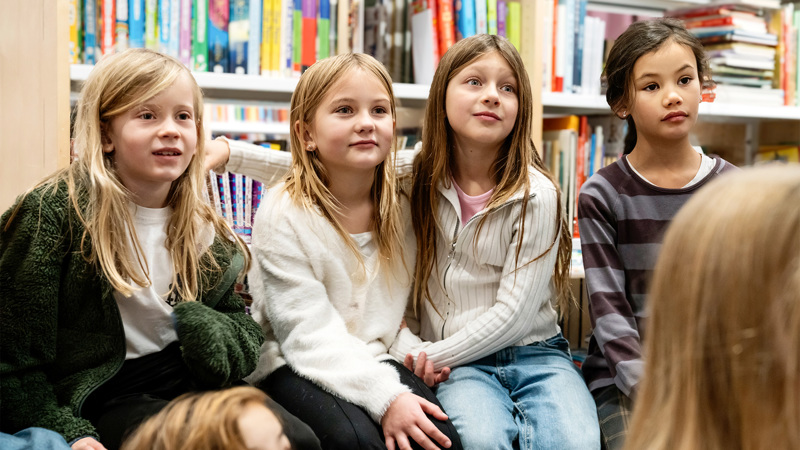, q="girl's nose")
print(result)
[482,85,501,105]
[159,118,180,138]
[356,111,376,132]
[664,89,683,107]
